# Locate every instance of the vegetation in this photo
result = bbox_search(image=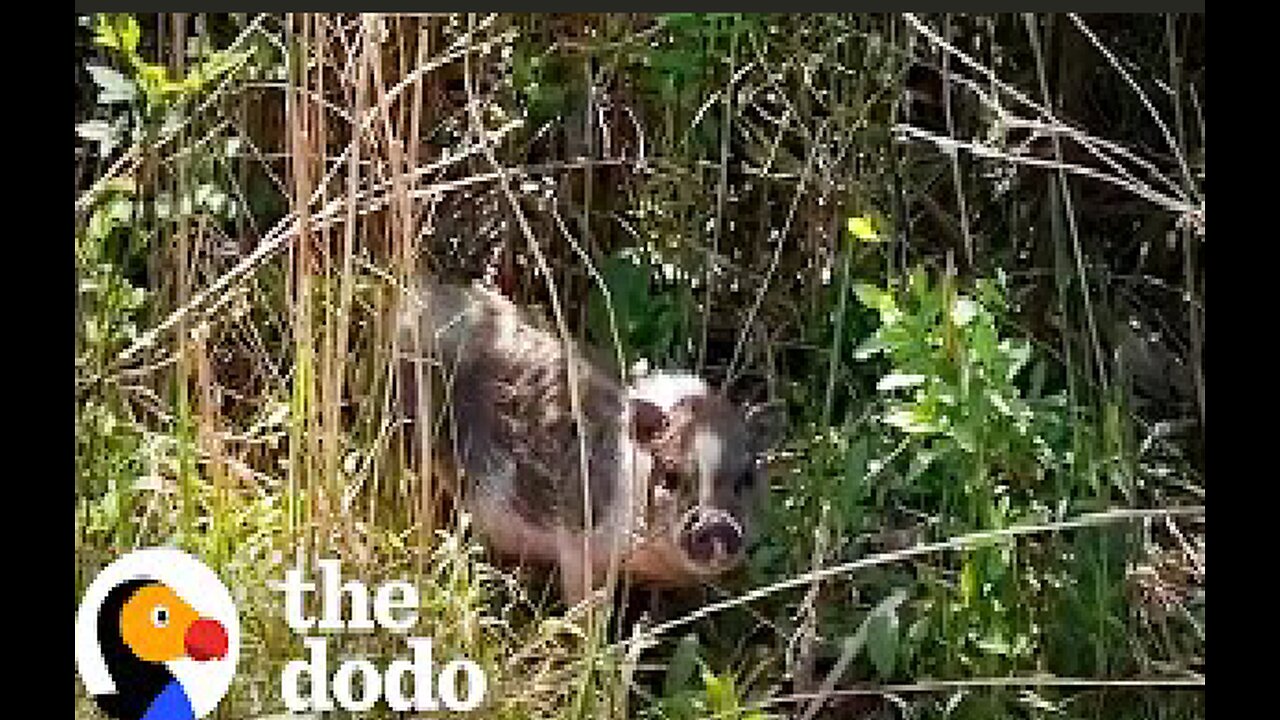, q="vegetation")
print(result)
[74,13,1205,719]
